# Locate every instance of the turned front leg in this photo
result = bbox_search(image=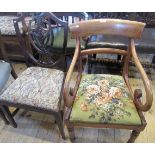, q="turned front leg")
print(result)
[66,122,75,142]
[127,130,140,143]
